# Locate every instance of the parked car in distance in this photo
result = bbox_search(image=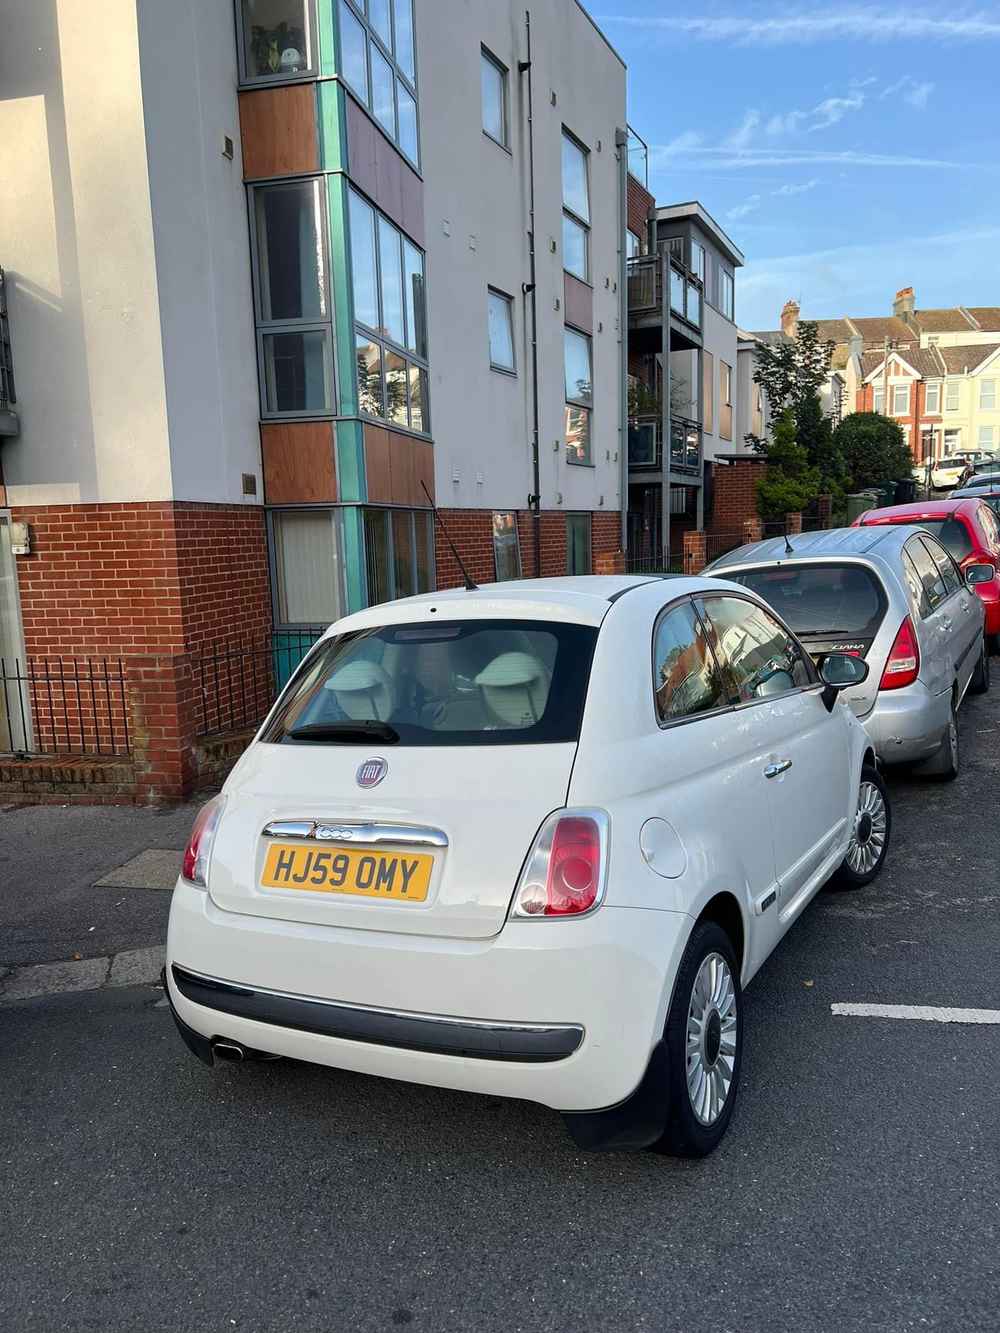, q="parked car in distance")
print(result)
[962,470,1000,491]
[166,575,888,1159]
[707,526,989,779]
[923,456,973,490]
[951,485,1000,520]
[852,497,1000,649]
